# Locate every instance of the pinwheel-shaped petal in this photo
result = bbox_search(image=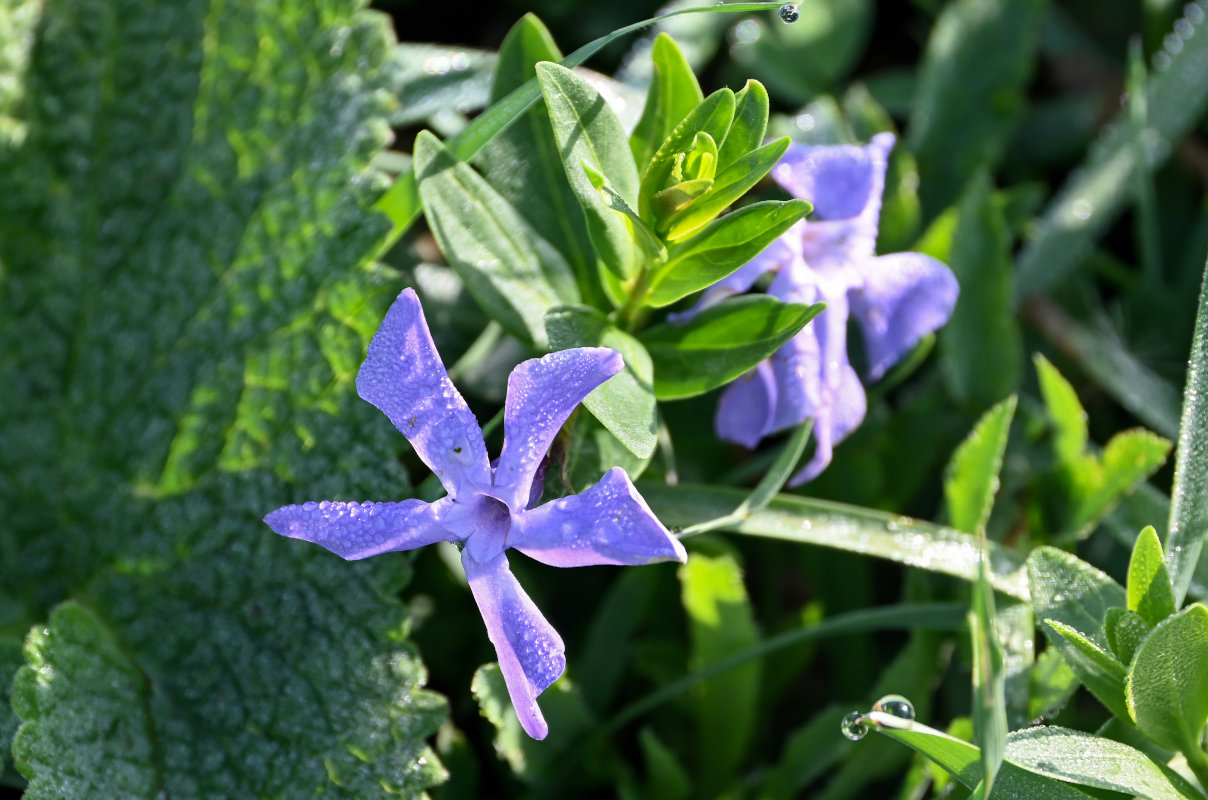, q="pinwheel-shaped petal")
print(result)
[265,288,685,740]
